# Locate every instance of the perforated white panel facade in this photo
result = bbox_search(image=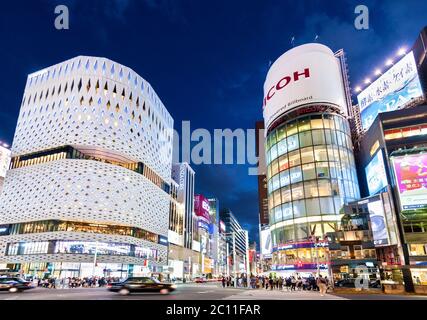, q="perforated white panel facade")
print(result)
[0,56,174,269]
[13,56,173,182]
